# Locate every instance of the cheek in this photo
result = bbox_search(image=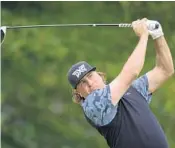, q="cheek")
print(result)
[78,86,89,96]
[97,77,104,84]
